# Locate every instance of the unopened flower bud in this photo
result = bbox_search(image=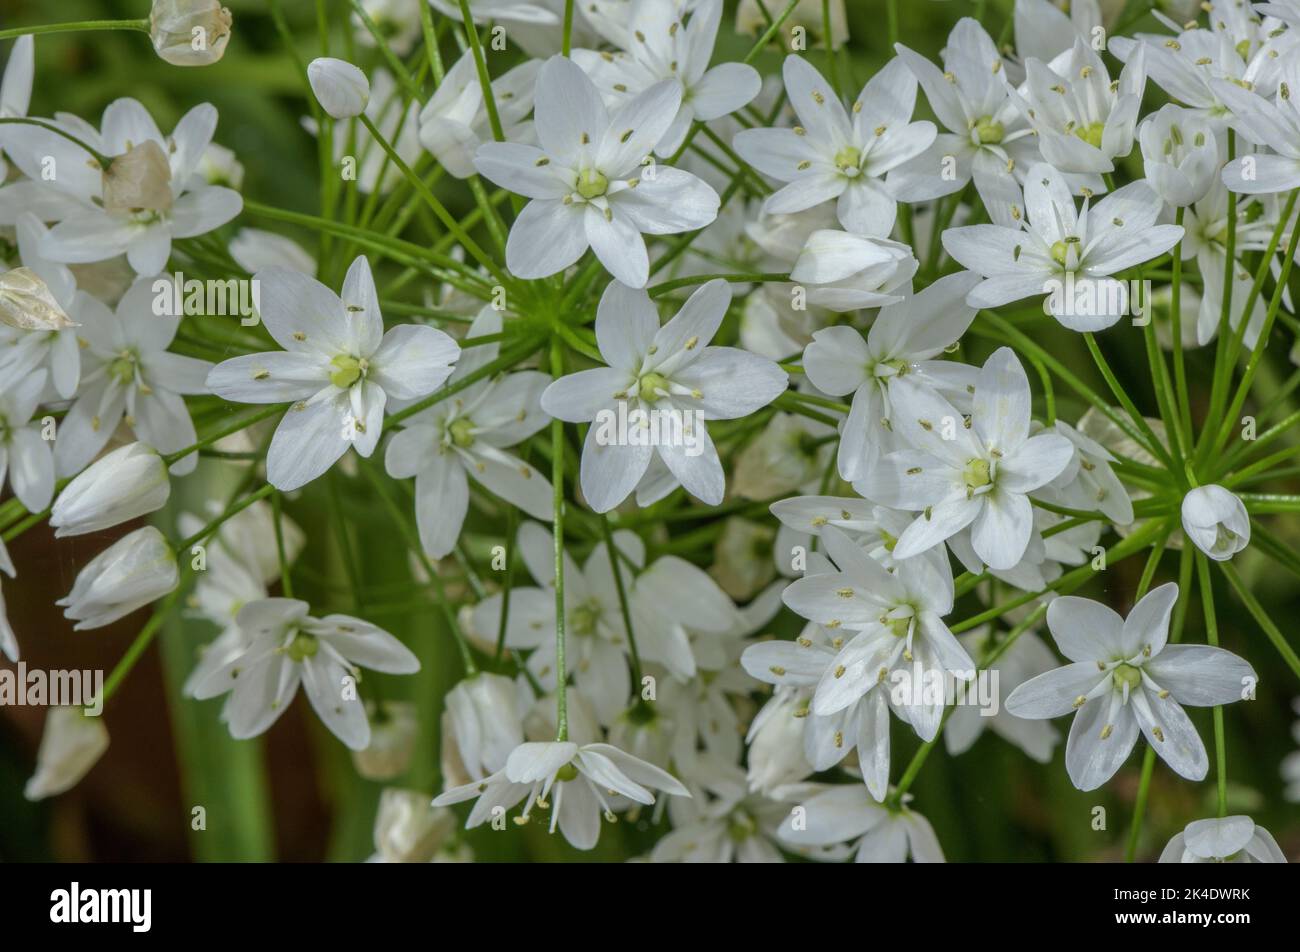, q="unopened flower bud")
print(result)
[0,266,74,330]
[372,788,457,863]
[102,139,174,214]
[51,443,171,538]
[25,707,109,801]
[150,0,233,68]
[57,527,179,630]
[308,57,370,120]
[1181,484,1251,562]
